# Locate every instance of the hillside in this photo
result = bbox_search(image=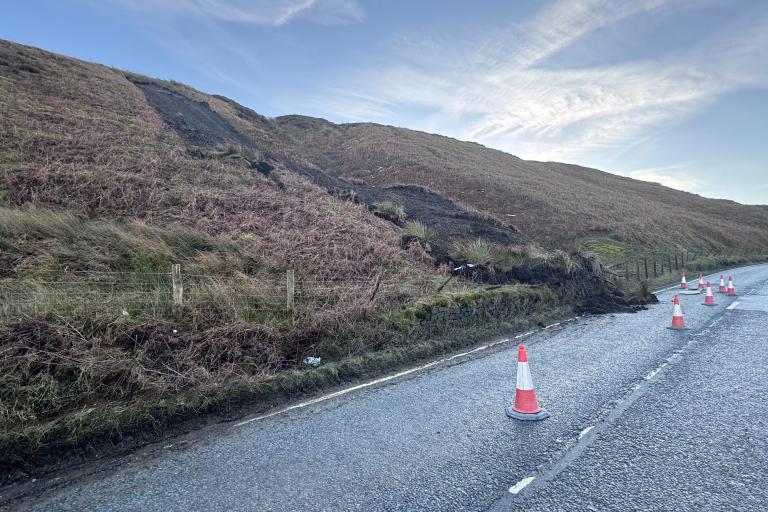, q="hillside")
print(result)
[1,40,646,479]
[2,38,765,483]
[273,116,768,254]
